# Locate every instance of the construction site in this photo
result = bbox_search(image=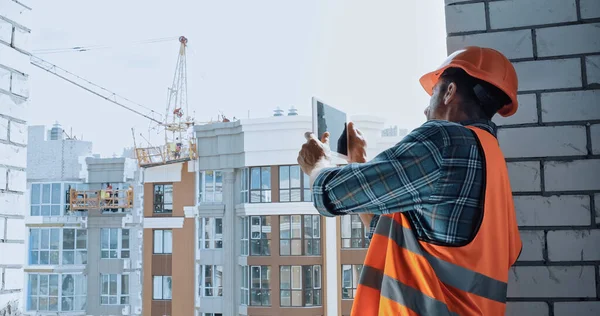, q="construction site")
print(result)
[1,0,600,315]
